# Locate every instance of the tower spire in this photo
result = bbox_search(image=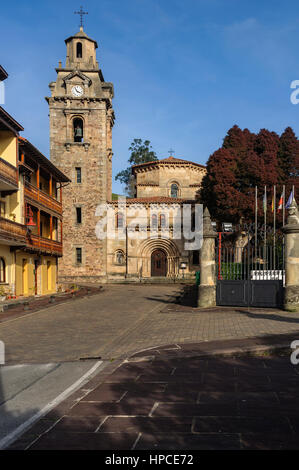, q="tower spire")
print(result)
[74,6,88,29]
